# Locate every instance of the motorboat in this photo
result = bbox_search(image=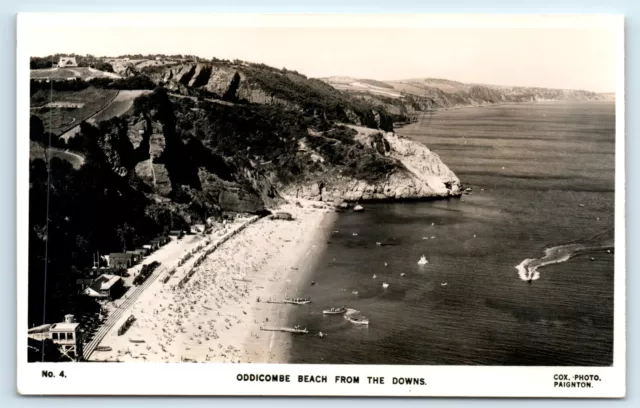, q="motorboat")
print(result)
[346,315,369,325]
[418,255,429,265]
[382,282,389,289]
[323,306,347,315]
